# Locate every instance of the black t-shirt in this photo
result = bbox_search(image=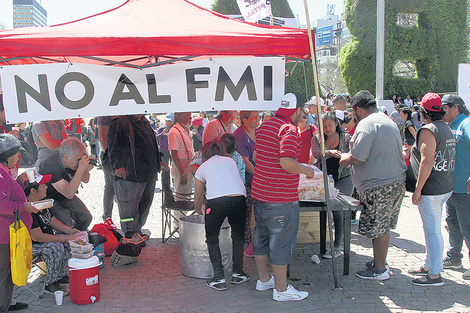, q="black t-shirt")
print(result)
[326,143,340,182]
[404,120,416,146]
[38,152,76,201]
[31,209,54,243]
